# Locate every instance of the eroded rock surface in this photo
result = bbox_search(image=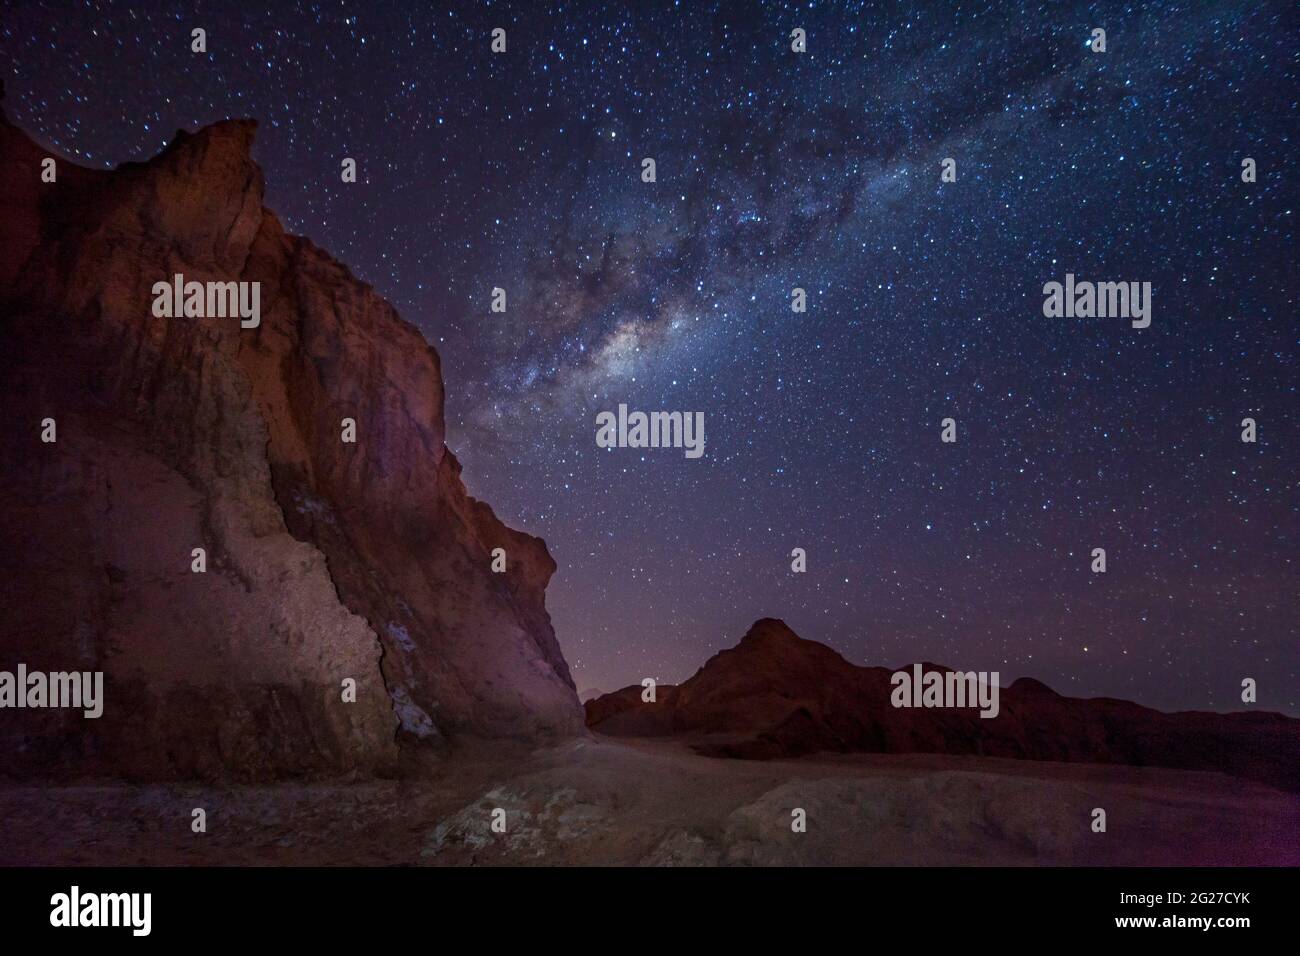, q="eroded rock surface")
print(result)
[0,100,581,781]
